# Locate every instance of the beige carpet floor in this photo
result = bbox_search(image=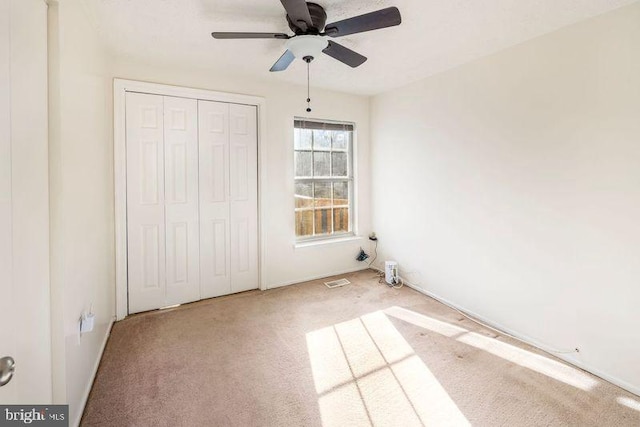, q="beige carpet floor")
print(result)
[82,269,640,426]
